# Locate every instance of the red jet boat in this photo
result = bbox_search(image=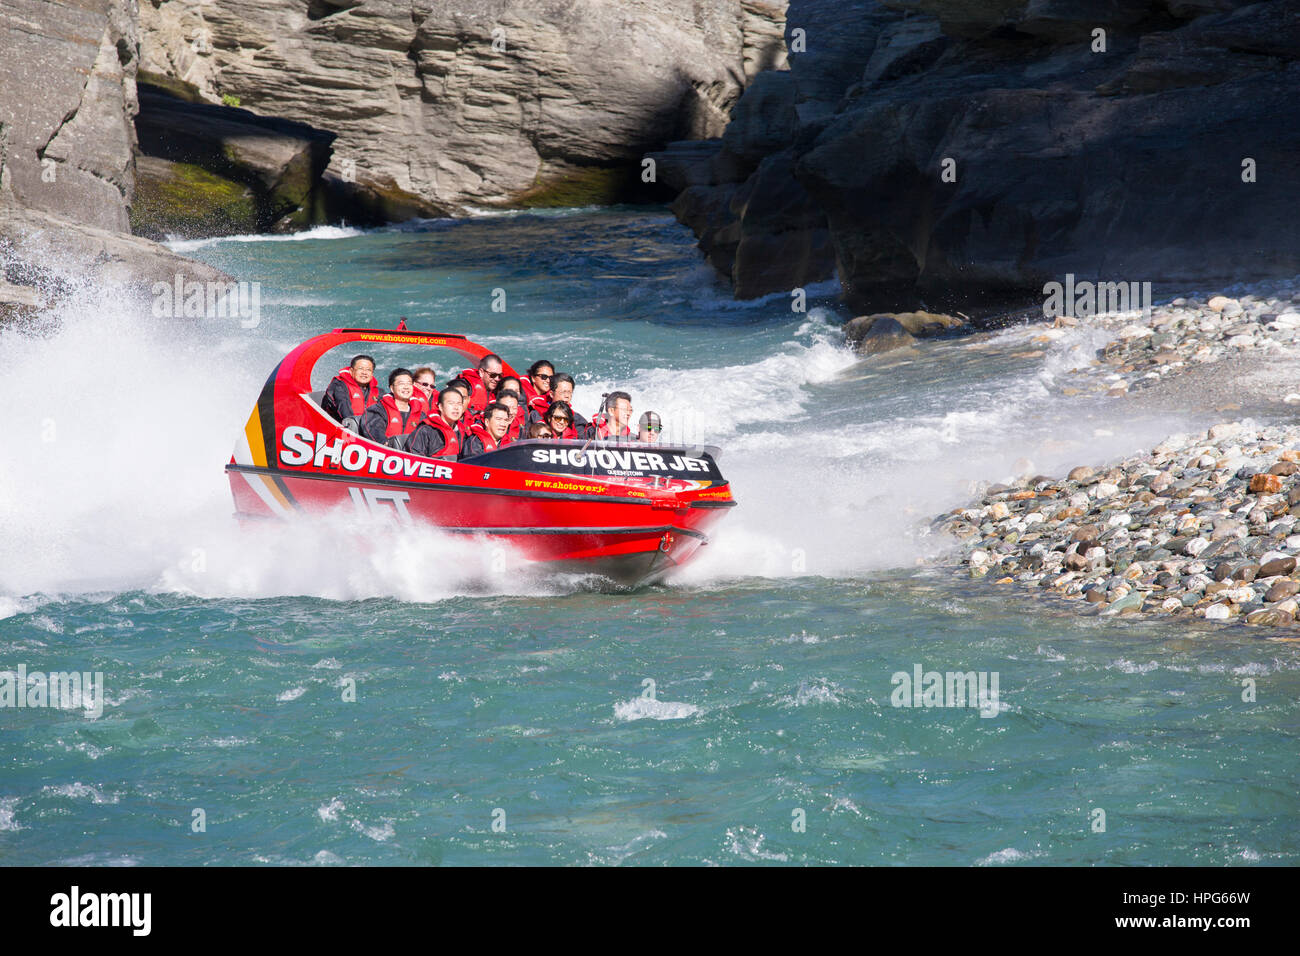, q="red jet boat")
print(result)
[226,326,736,585]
